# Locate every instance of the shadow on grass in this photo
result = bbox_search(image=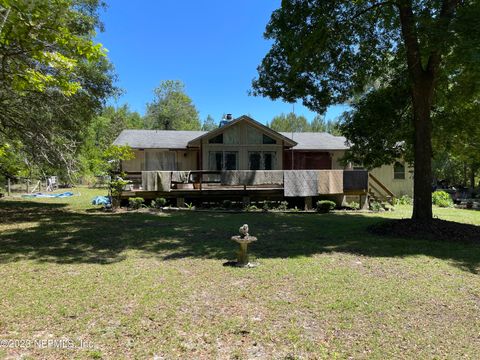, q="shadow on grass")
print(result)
[0,200,479,273]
